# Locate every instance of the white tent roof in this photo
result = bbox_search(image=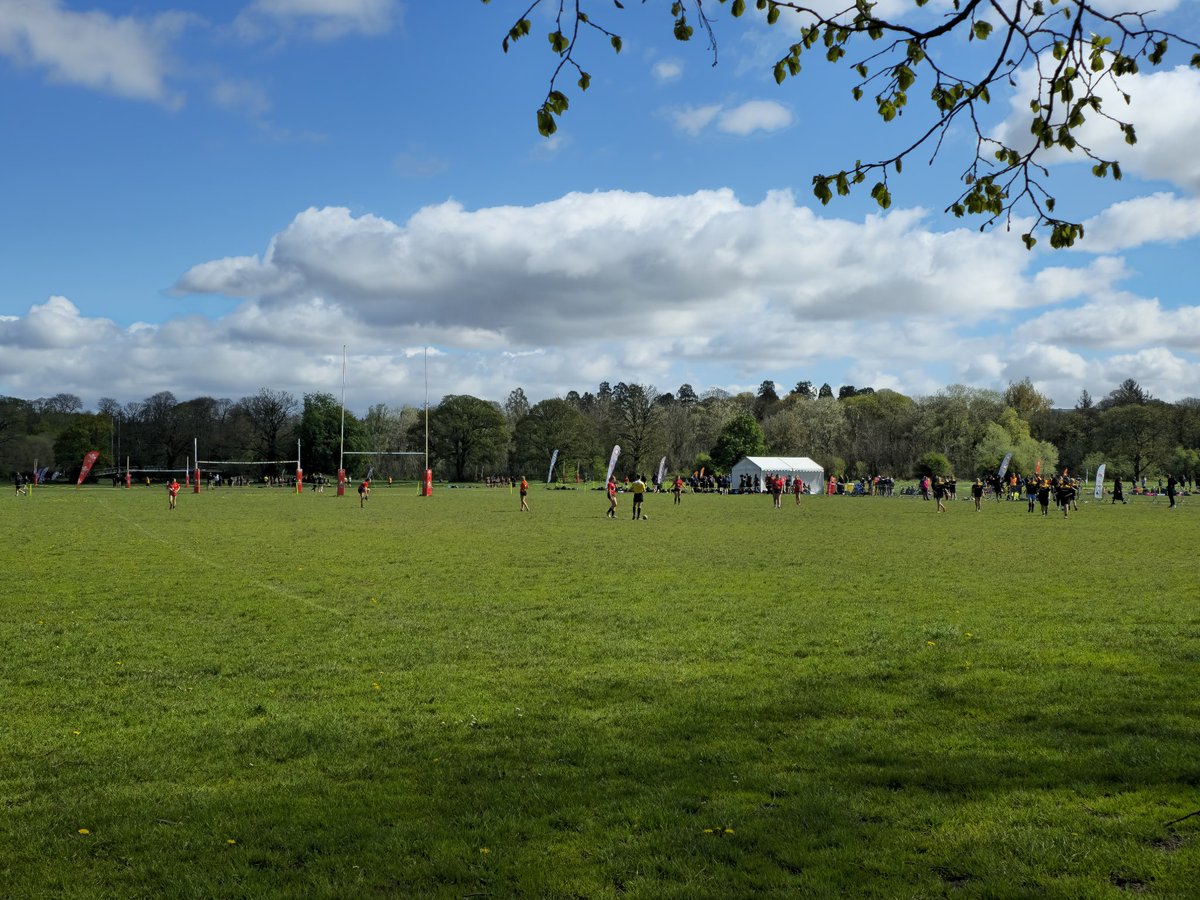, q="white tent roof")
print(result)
[731,456,824,493]
[737,456,822,472]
